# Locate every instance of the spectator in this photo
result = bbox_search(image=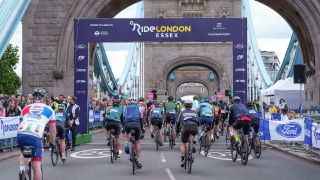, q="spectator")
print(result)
[268,101,278,113]
[16,94,25,109]
[0,101,5,117]
[278,98,288,114]
[25,98,33,106]
[66,96,80,151]
[6,100,21,117]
